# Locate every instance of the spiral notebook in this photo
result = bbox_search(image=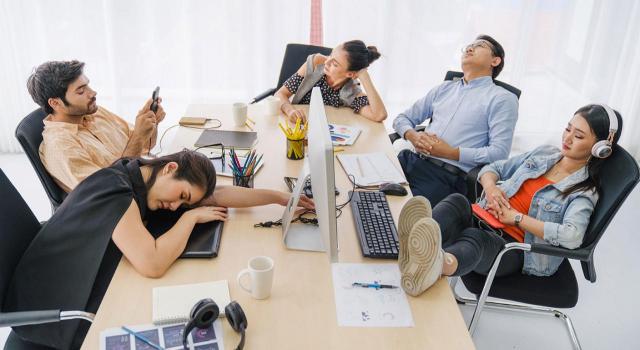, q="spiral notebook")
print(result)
[152,280,231,325]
